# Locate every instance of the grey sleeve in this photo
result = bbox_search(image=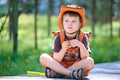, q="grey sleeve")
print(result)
[52,35,61,53]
